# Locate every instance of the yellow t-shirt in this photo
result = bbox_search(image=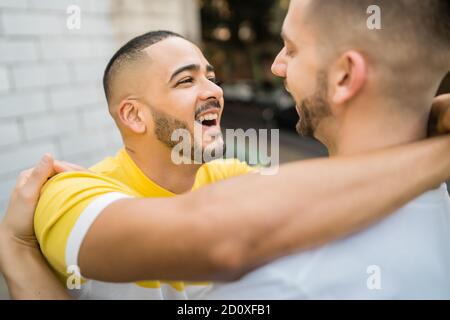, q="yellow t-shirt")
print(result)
[34,149,254,299]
